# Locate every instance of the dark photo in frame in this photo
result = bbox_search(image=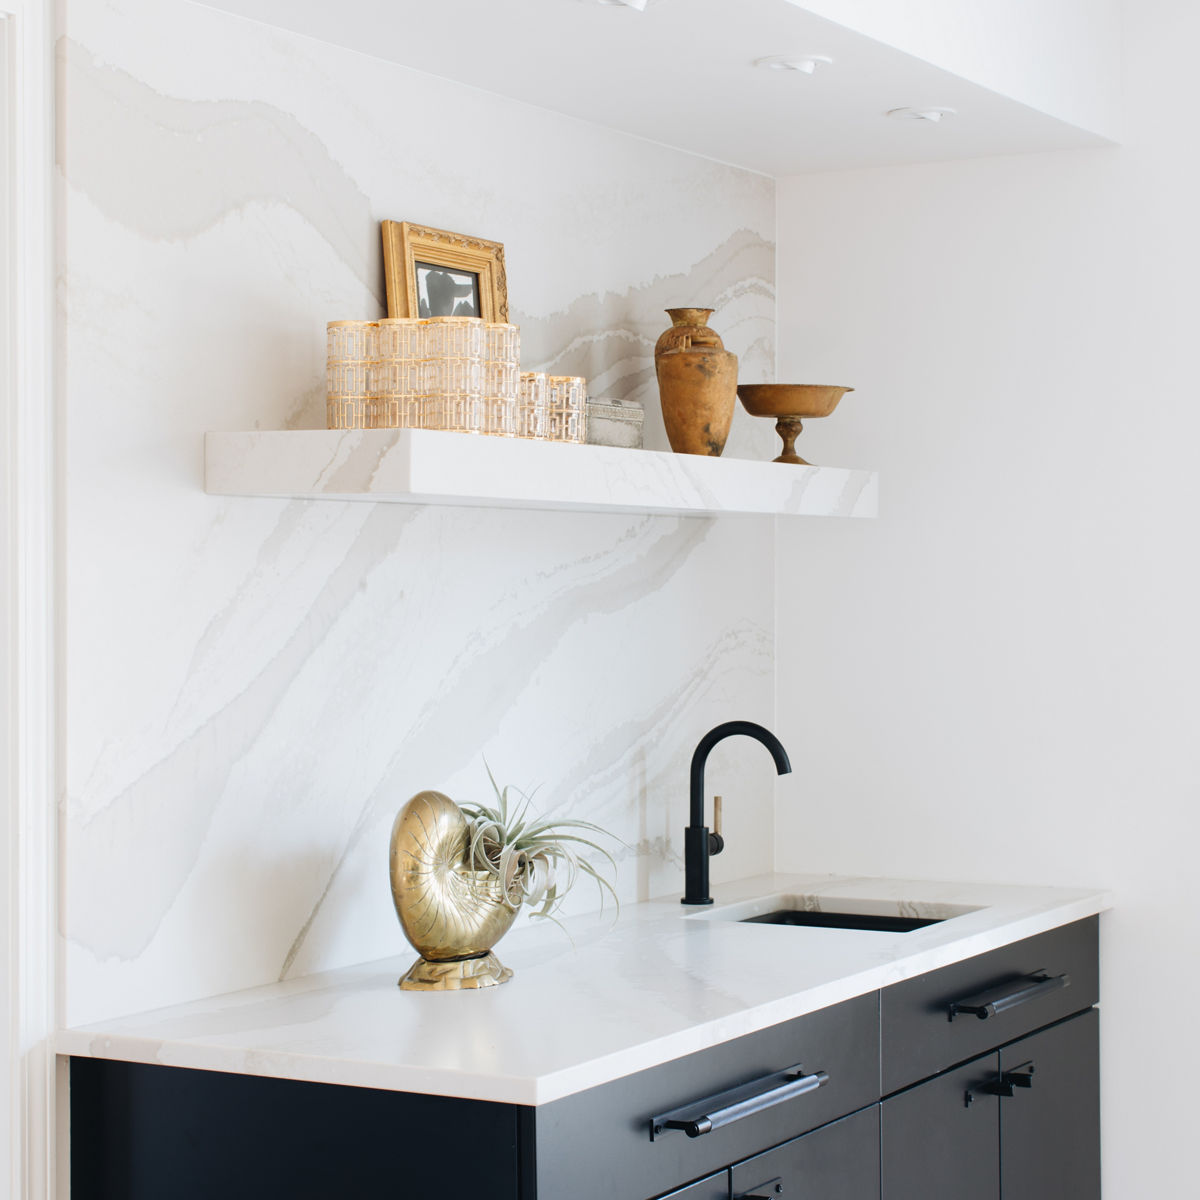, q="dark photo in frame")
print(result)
[415,262,481,318]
